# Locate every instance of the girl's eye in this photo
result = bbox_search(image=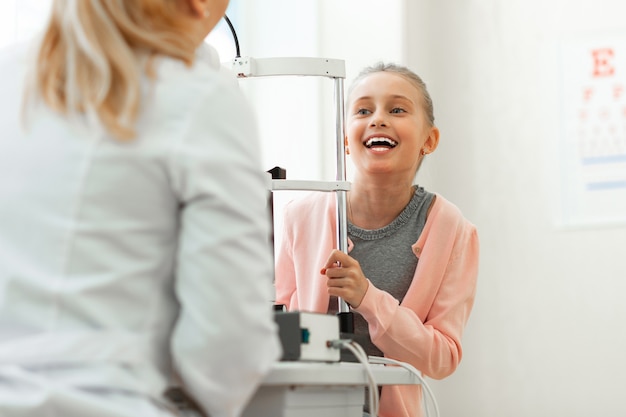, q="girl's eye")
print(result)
[390,107,406,114]
[356,108,371,115]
